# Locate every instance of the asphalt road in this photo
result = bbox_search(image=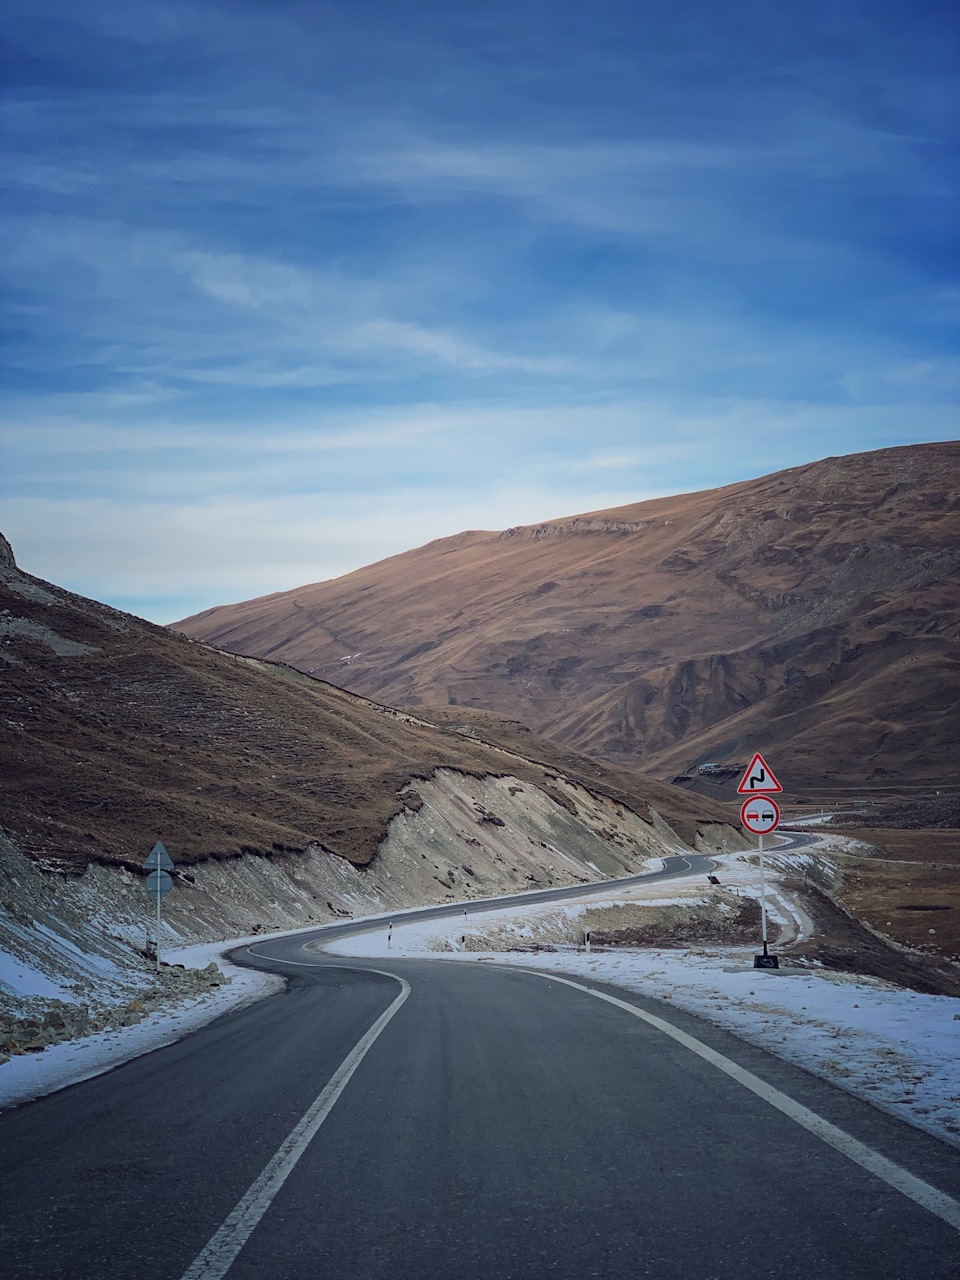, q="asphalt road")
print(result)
[268,851,718,948]
[1,855,958,1279]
